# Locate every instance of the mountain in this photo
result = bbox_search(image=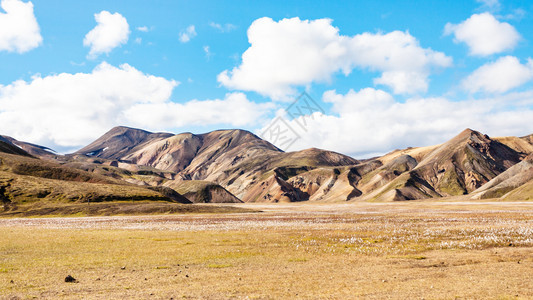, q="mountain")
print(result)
[0,147,191,214]
[350,129,523,201]
[470,154,533,199]
[70,126,533,202]
[3,126,533,206]
[1,135,57,159]
[164,180,242,203]
[0,138,32,157]
[78,127,359,203]
[75,126,174,159]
